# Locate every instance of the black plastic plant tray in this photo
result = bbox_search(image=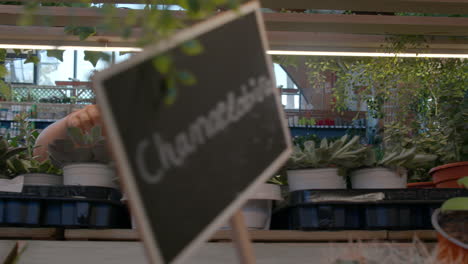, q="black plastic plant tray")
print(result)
[0,186,130,228]
[289,189,468,205]
[271,203,440,230]
[271,189,466,231]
